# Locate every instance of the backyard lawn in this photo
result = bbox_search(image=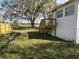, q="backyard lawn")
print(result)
[0,29,79,59]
